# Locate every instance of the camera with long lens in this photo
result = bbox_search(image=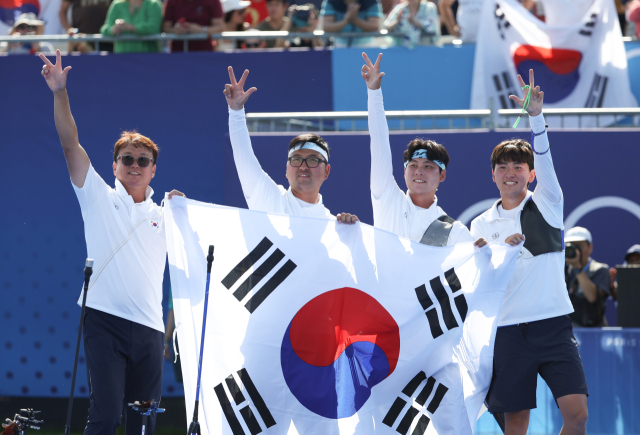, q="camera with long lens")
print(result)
[565,242,580,259]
